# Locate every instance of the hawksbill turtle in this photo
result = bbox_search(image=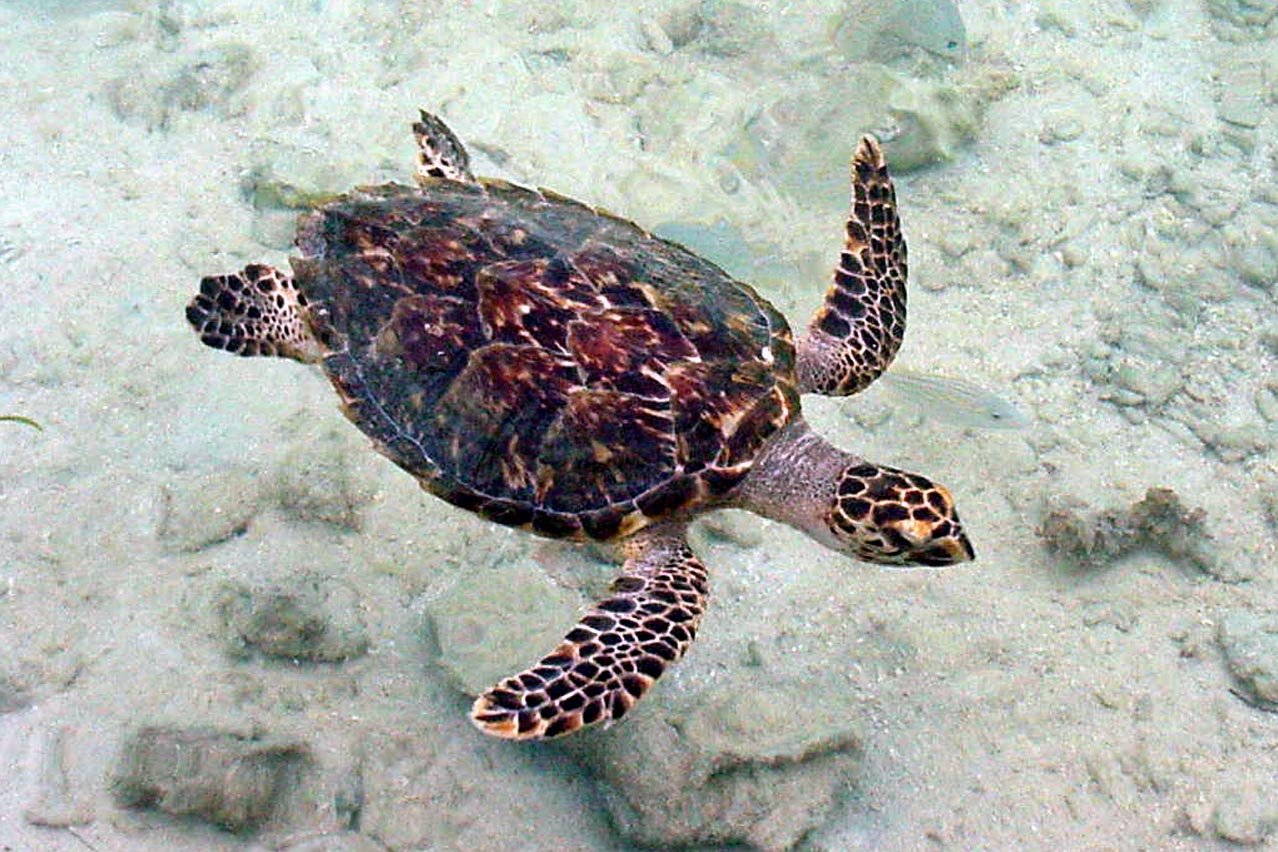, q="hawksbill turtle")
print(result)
[186,110,974,740]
